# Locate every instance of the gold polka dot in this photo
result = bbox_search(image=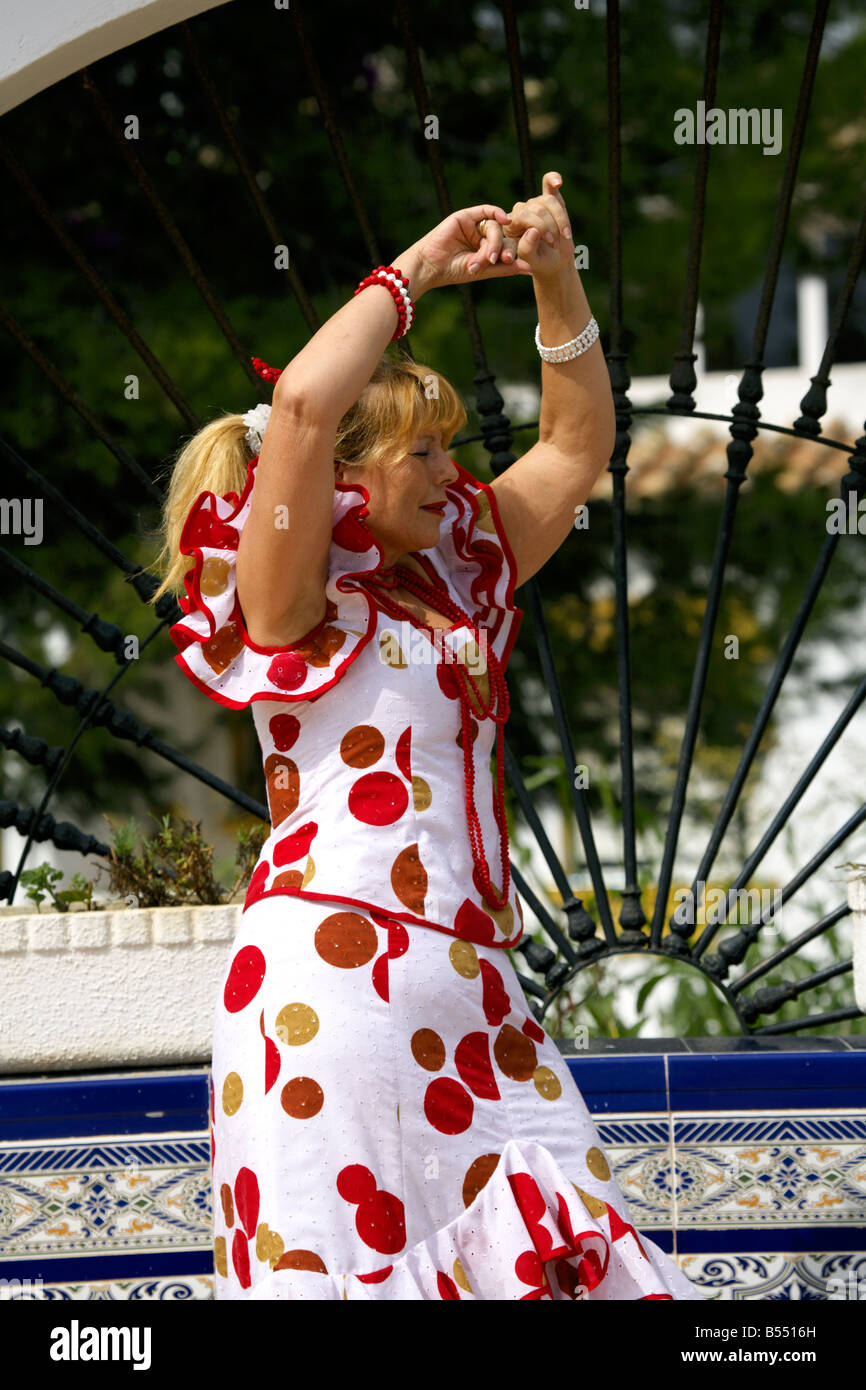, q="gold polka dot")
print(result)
[586,1146,611,1182]
[222,1072,243,1116]
[379,632,407,668]
[411,775,432,811]
[275,1002,319,1046]
[533,1065,562,1100]
[449,939,480,979]
[572,1183,608,1219]
[475,495,497,534]
[200,555,230,596]
[301,854,315,887]
[485,884,515,938]
[214,1235,227,1278]
[410,1027,446,1071]
[256,1222,285,1267]
[453,1257,473,1294]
